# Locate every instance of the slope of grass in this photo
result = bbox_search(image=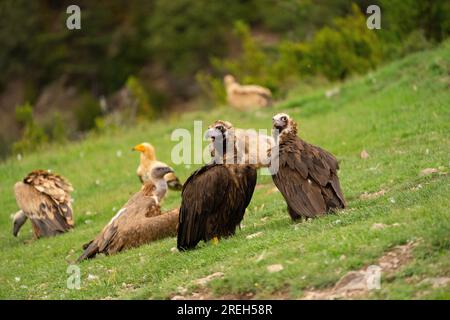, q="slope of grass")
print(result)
[0,42,449,299]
